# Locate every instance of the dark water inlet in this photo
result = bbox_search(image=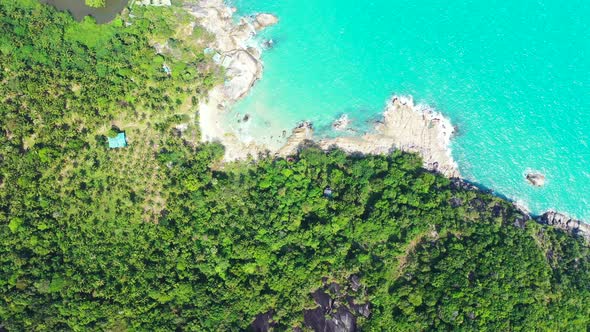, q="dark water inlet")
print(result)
[40,0,130,24]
